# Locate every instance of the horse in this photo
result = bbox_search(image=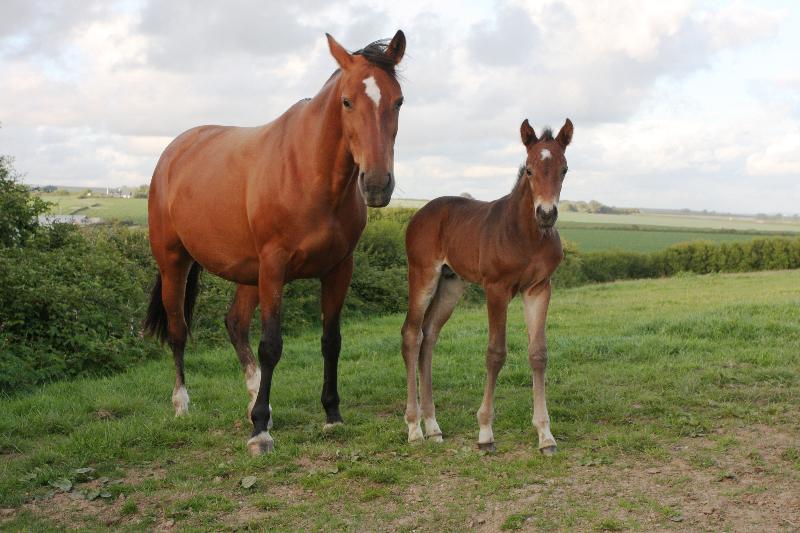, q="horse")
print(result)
[144,30,406,455]
[401,118,573,454]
